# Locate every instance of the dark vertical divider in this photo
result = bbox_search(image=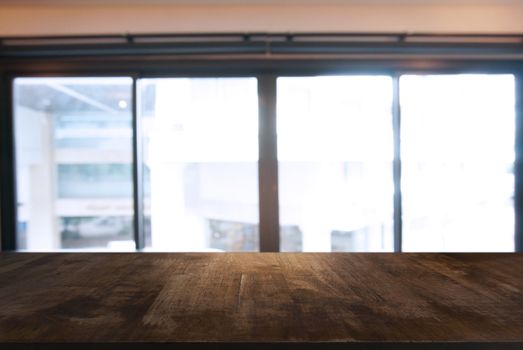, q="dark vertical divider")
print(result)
[258,75,280,252]
[515,72,523,252]
[132,78,145,250]
[0,75,16,251]
[392,75,403,253]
